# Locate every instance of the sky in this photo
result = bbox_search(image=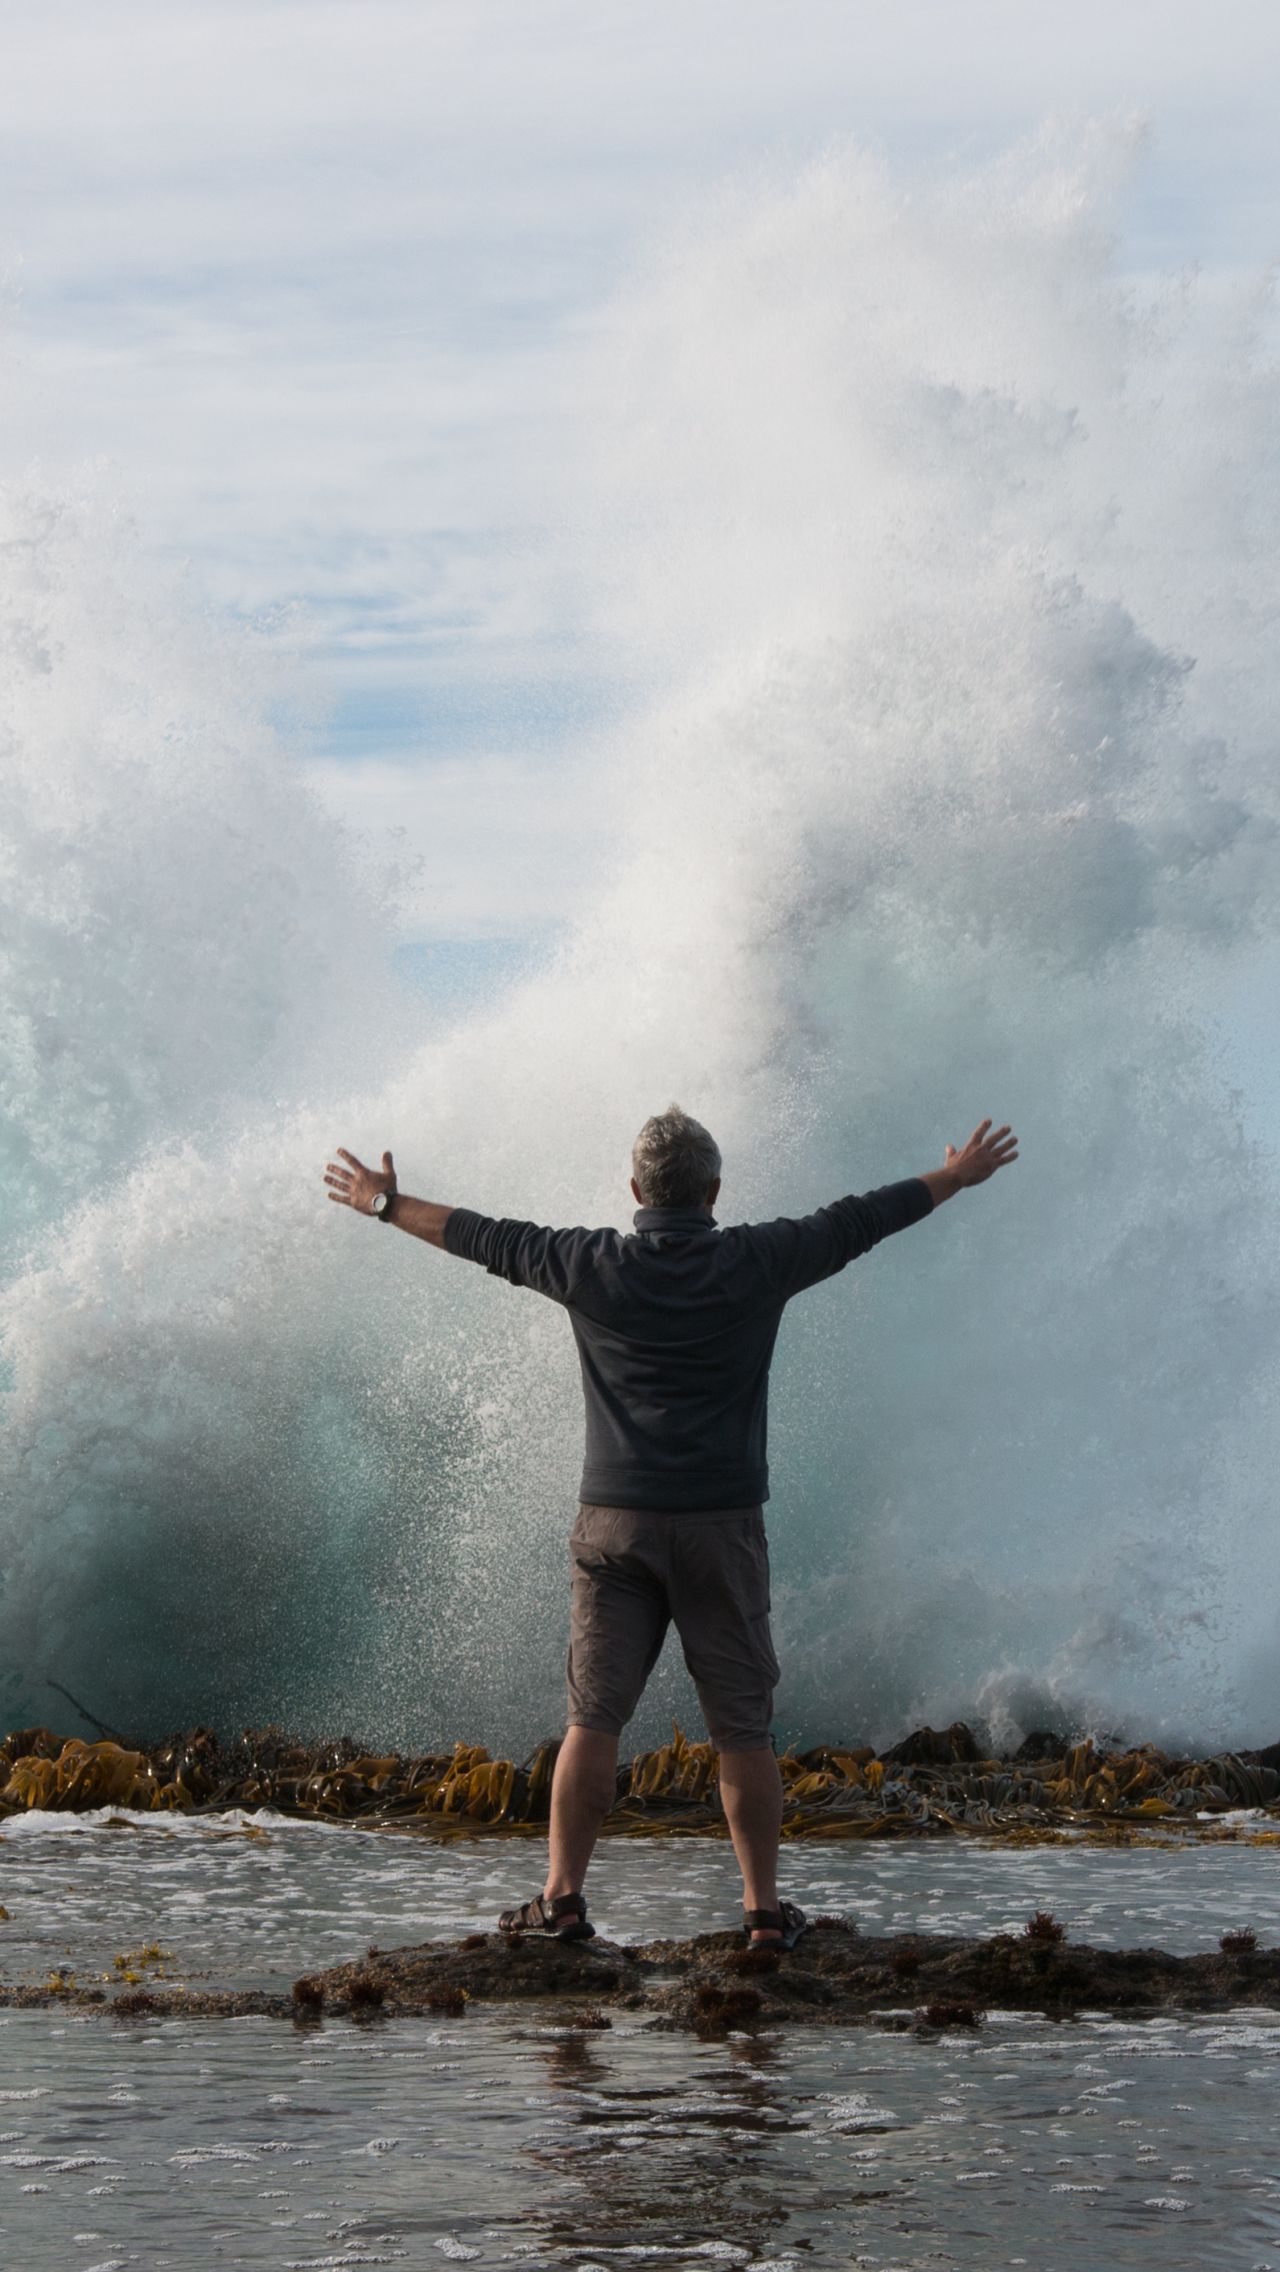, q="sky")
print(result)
[2,0,1279,957]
